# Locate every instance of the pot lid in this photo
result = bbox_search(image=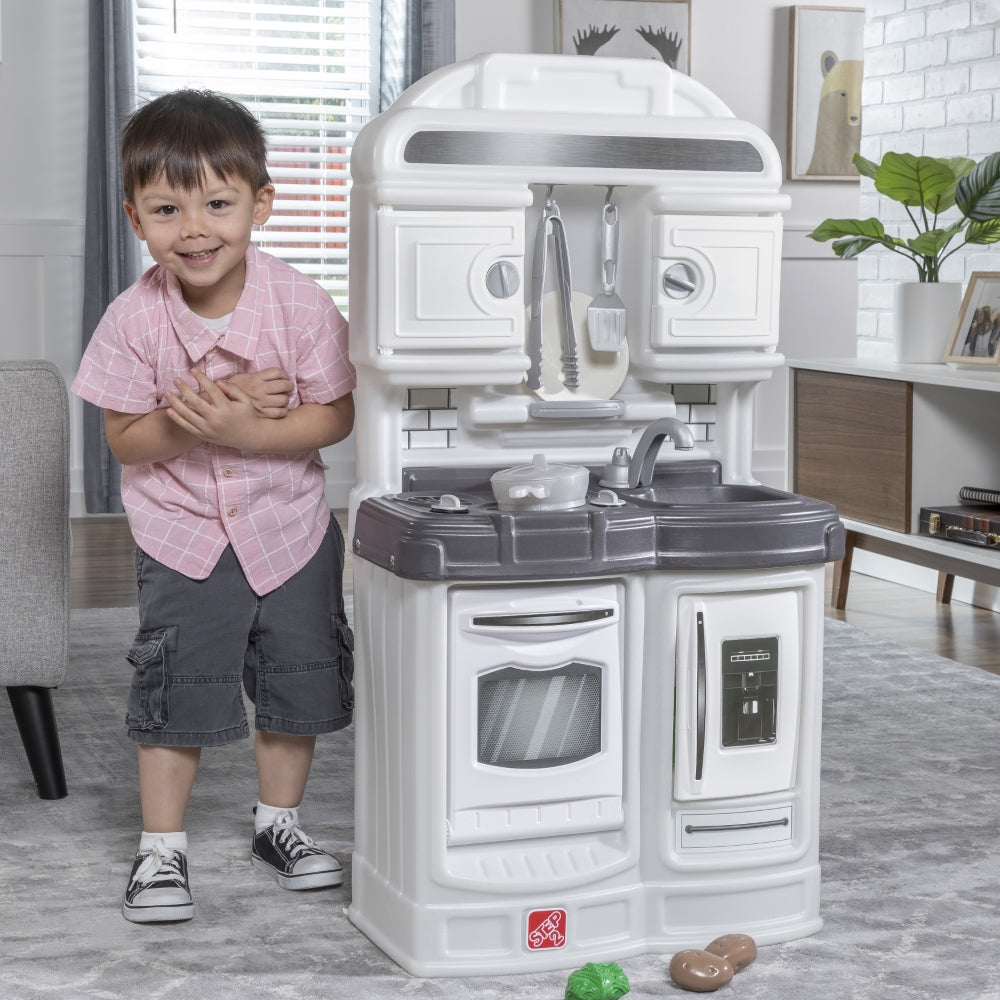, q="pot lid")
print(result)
[490,454,588,498]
